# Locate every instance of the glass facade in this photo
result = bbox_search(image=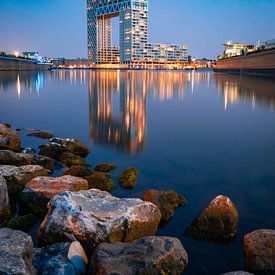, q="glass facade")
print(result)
[87,0,188,65]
